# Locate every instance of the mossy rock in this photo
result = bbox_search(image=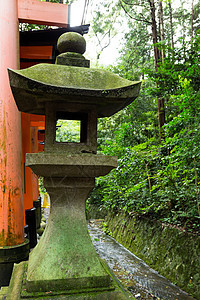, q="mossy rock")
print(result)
[105,211,200,299]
